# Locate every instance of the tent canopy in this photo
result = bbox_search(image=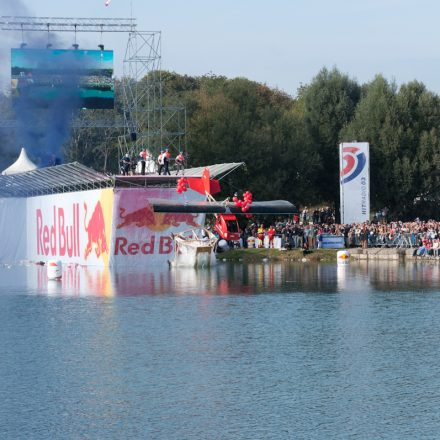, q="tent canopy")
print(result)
[2,148,37,176]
